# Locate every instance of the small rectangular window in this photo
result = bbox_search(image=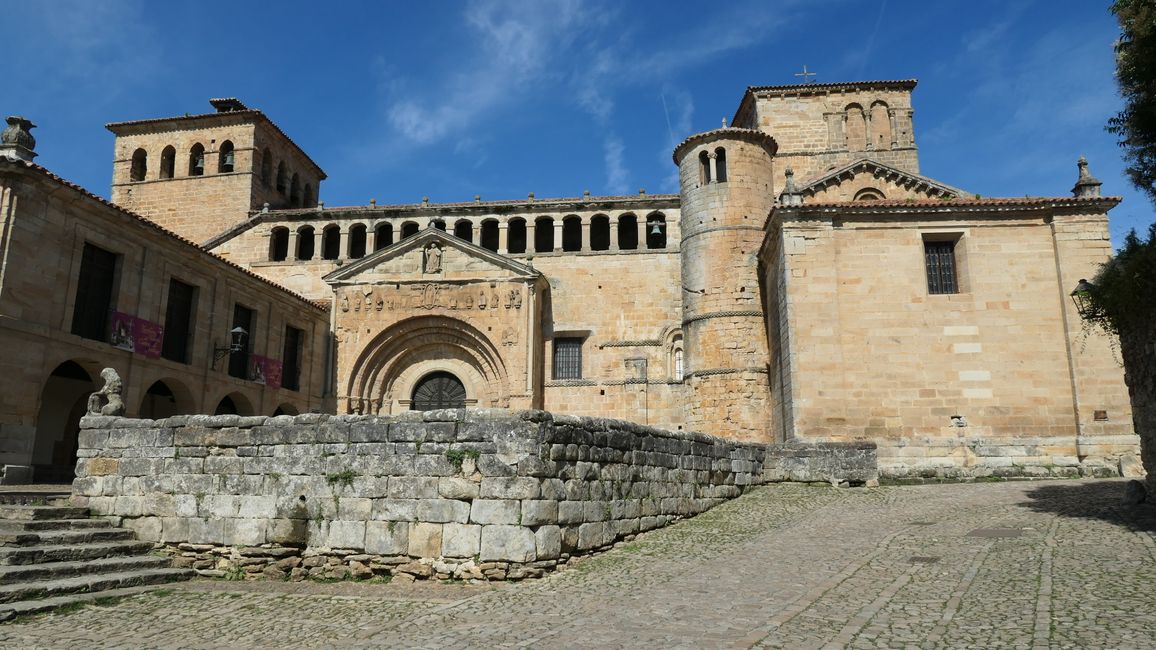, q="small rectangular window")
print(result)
[228,304,254,379]
[71,243,118,341]
[924,240,958,295]
[161,279,196,364]
[552,337,583,380]
[282,325,304,392]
